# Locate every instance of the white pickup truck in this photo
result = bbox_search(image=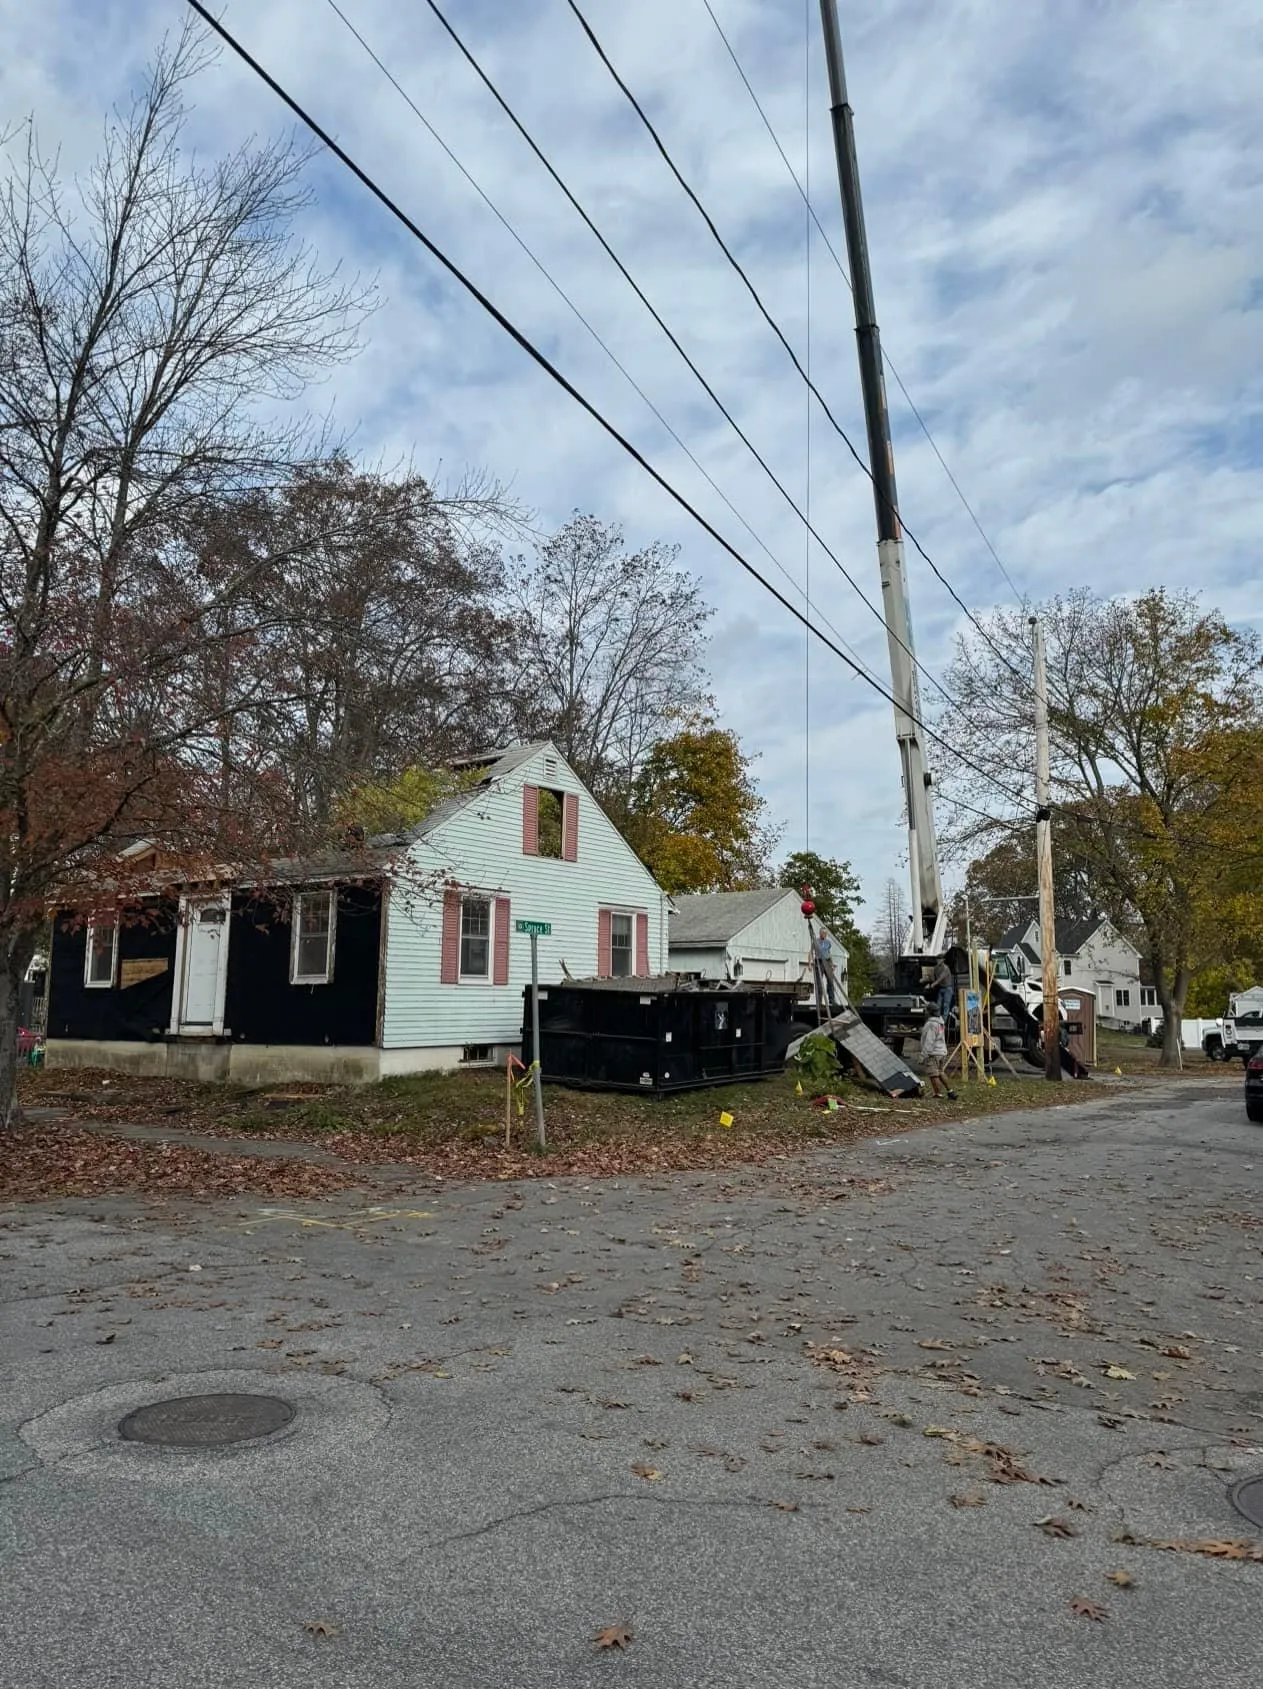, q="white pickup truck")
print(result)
[1202,989,1263,1063]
